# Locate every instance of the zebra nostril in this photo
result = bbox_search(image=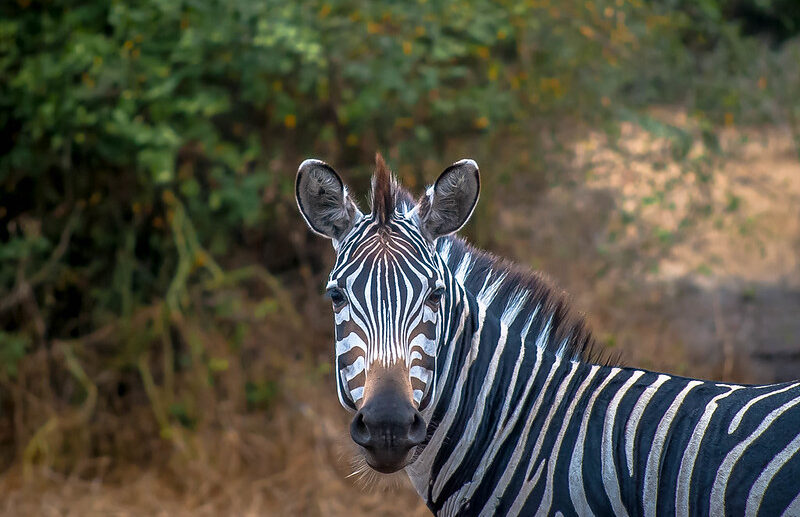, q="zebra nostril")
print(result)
[350,411,371,447]
[408,411,427,445]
